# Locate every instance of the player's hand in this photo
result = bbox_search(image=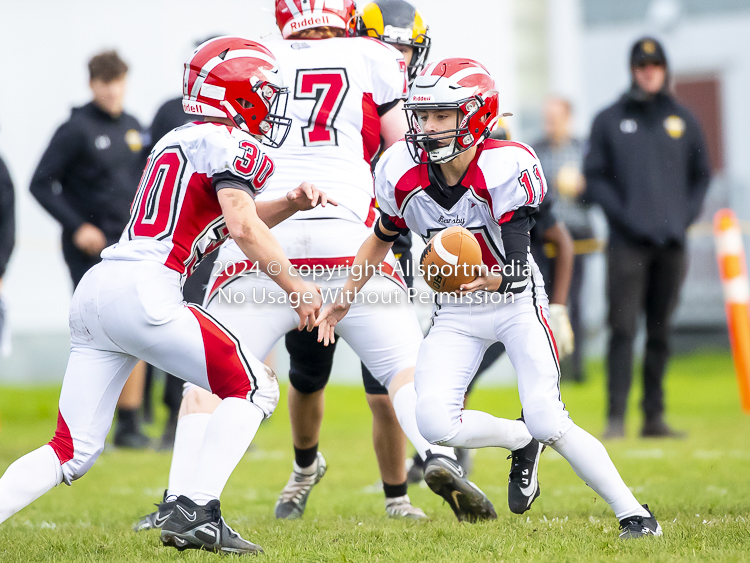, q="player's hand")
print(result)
[549,303,575,359]
[458,265,503,294]
[314,299,352,346]
[292,281,323,332]
[287,182,338,211]
[73,223,107,256]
